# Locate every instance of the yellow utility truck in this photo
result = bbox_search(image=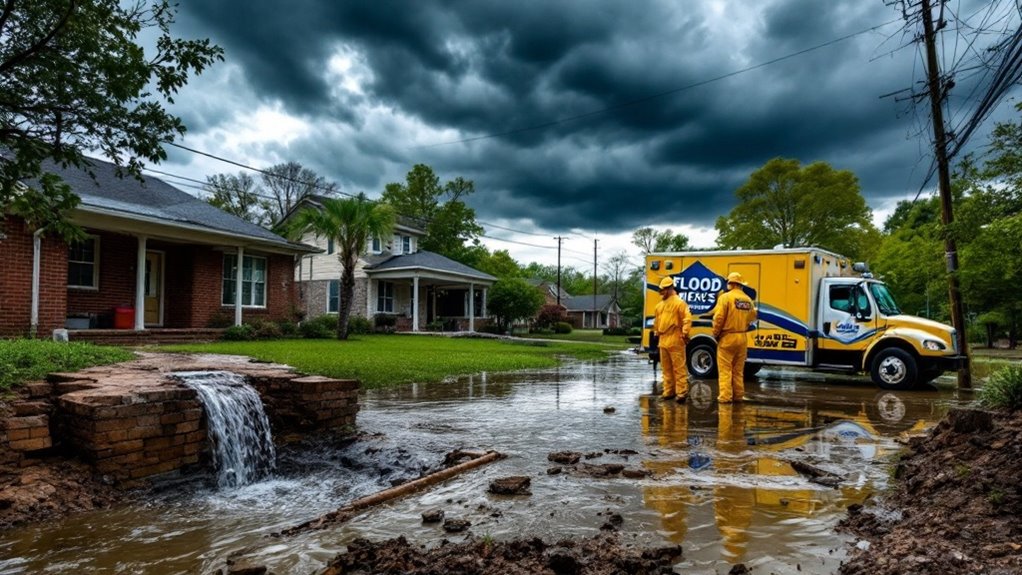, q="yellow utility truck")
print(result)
[642,248,966,390]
